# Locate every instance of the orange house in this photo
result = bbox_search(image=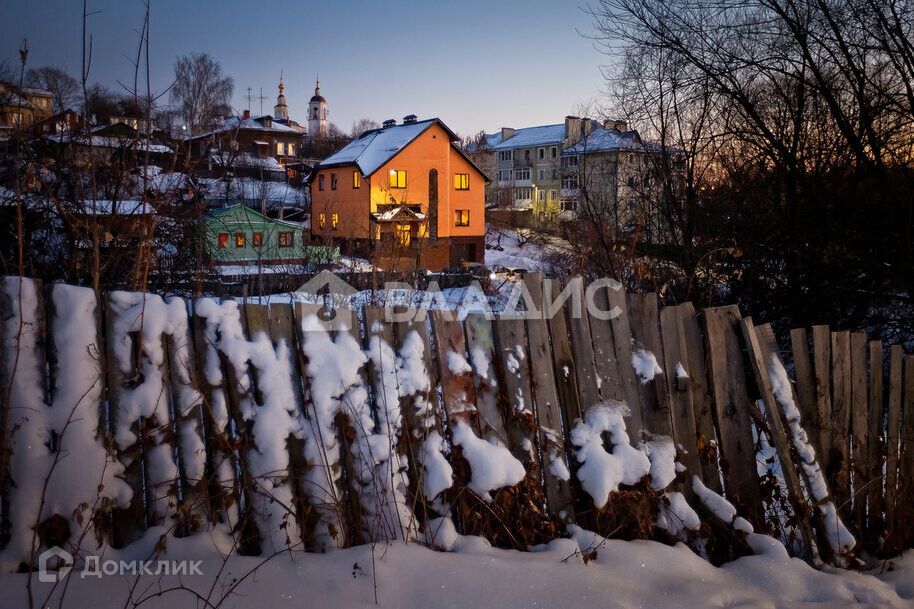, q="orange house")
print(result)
[309,116,488,271]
